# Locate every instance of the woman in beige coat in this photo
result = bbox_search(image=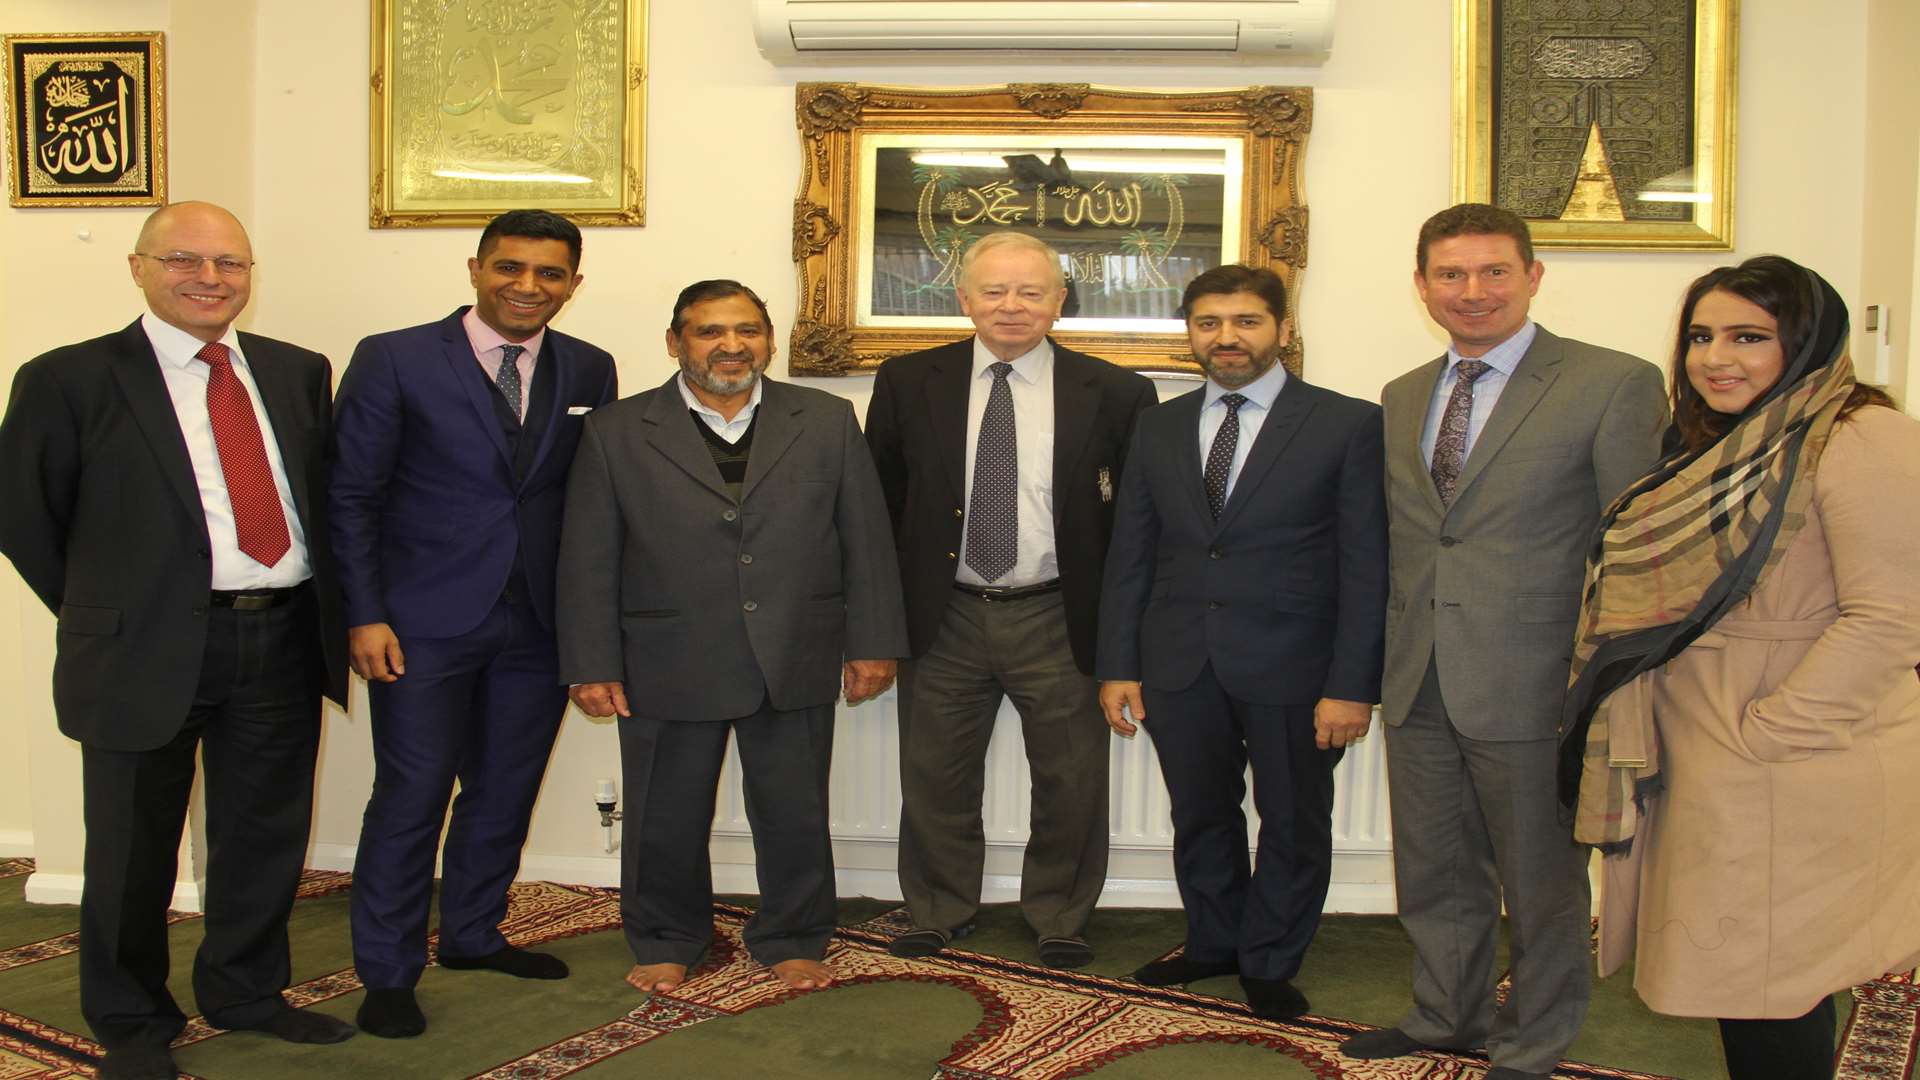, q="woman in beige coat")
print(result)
[1563,256,1920,1080]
